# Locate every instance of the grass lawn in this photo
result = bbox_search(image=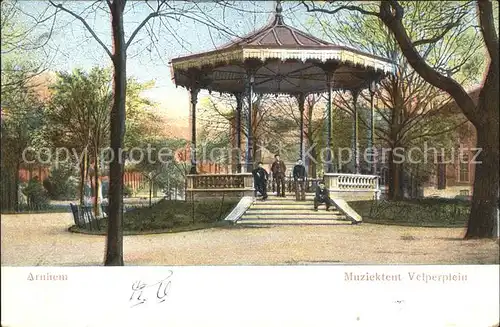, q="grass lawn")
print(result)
[349,198,470,227]
[70,198,239,235]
